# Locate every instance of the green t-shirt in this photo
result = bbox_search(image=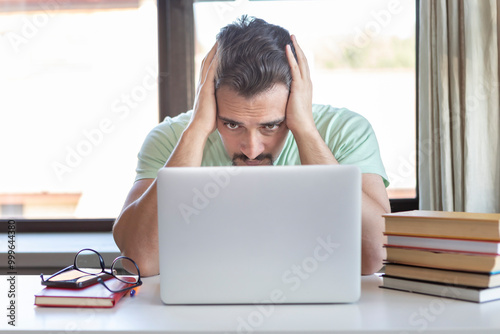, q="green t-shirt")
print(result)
[135,104,389,187]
